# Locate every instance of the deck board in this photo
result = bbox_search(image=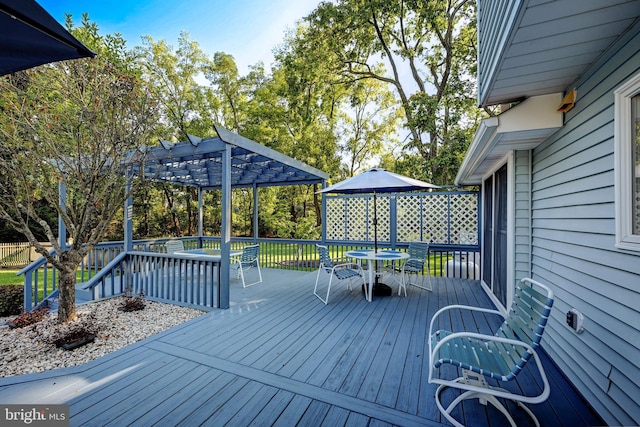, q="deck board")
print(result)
[0,268,604,427]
